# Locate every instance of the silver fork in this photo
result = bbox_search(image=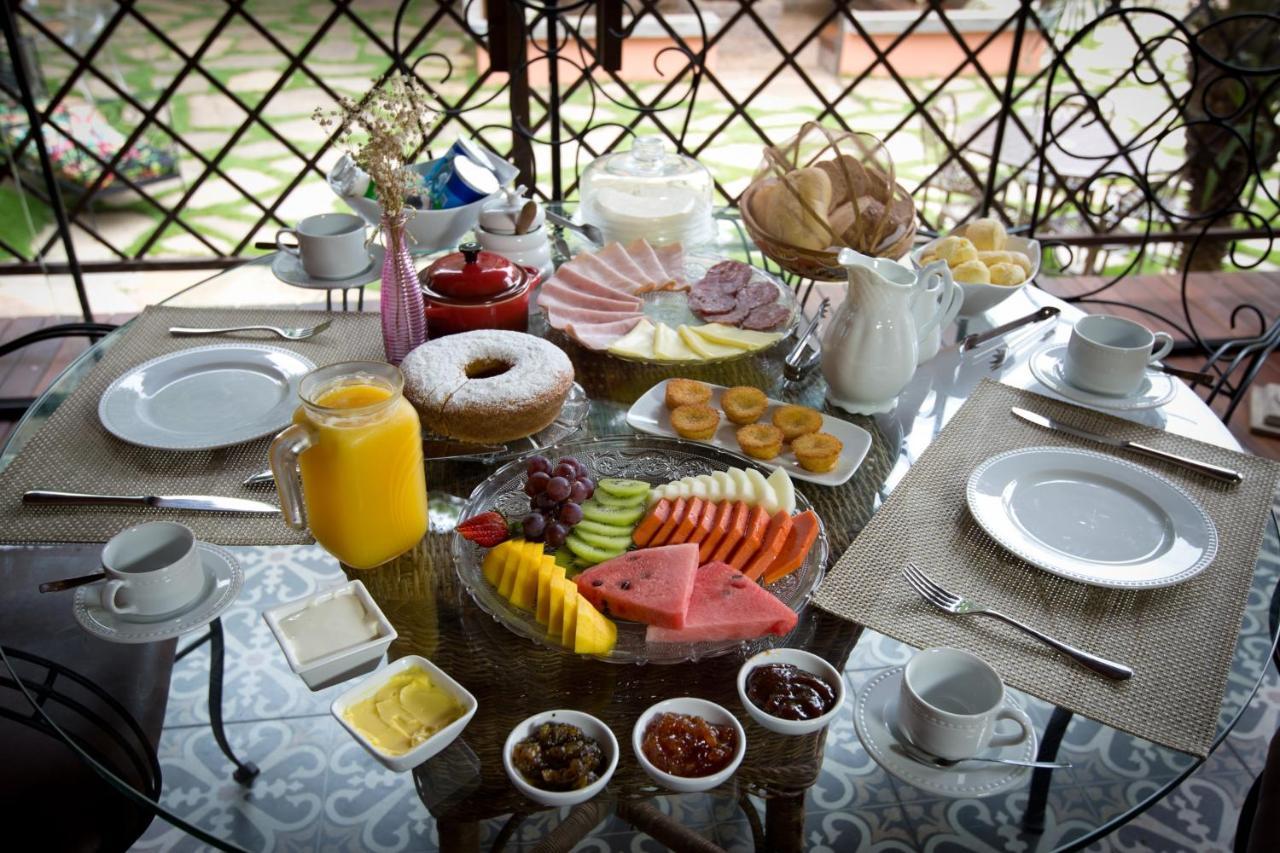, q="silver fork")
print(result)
[903,563,1134,680]
[169,320,332,341]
